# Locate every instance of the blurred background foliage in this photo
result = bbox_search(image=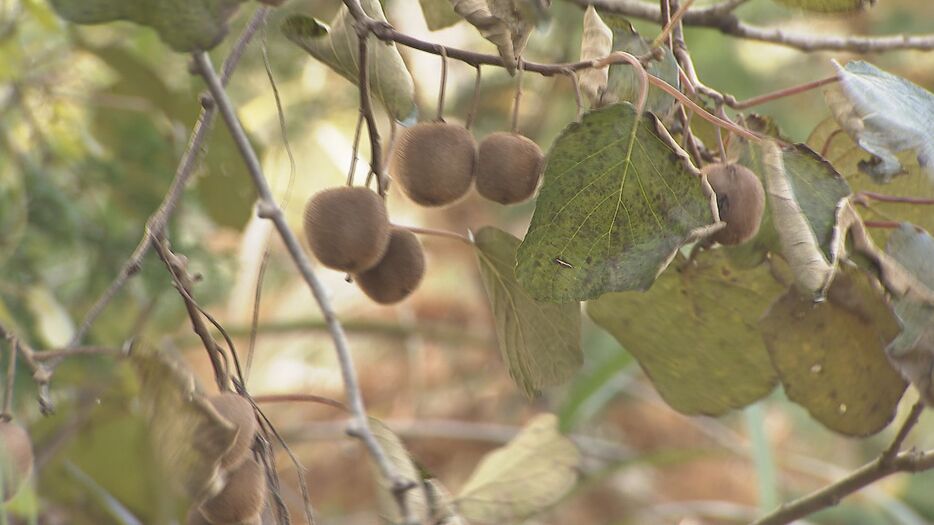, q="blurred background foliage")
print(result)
[1,0,934,523]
